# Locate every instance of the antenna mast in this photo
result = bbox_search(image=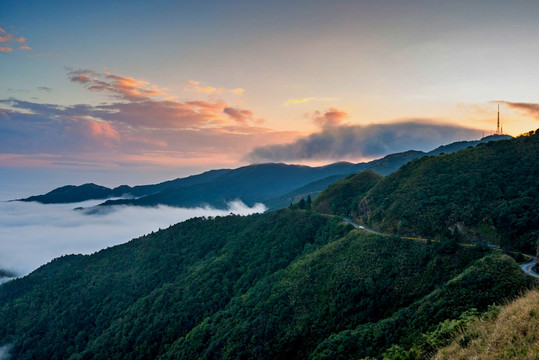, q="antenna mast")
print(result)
[497,104,500,134]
